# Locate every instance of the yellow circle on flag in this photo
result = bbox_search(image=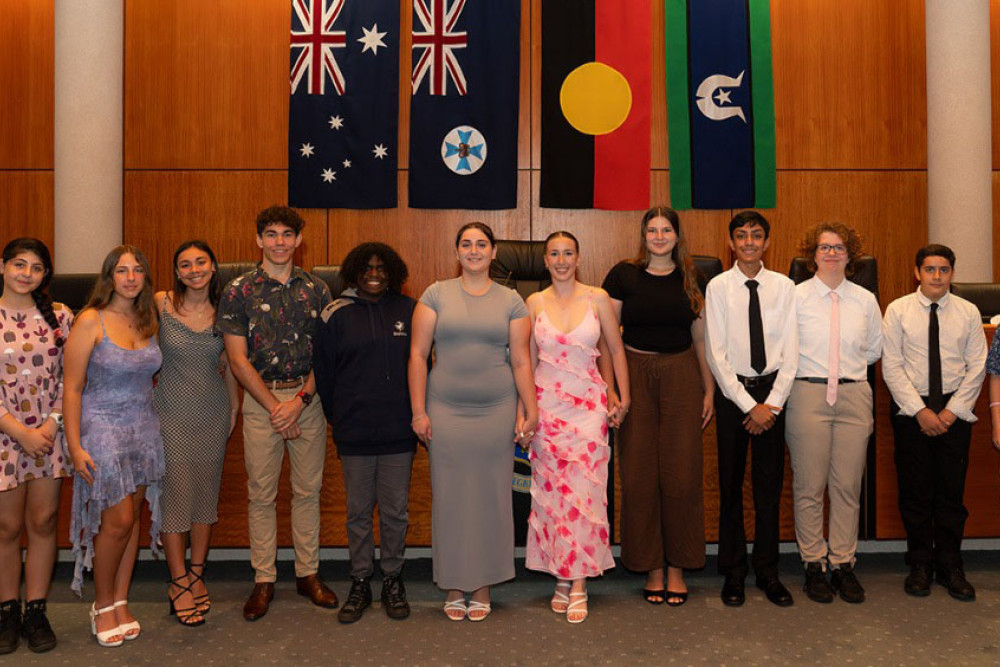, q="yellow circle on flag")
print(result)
[560,62,632,136]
